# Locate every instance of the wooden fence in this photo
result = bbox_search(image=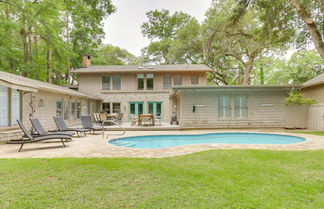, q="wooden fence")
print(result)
[308,104,324,131]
